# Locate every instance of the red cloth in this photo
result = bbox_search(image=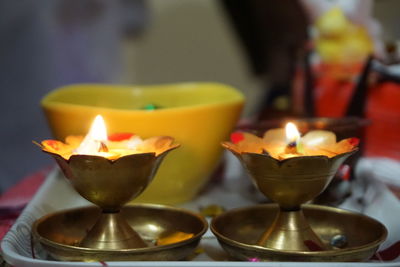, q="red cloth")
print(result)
[294,62,400,160]
[315,79,400,160]
[365,82,400,159]
[0,168,49,240]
